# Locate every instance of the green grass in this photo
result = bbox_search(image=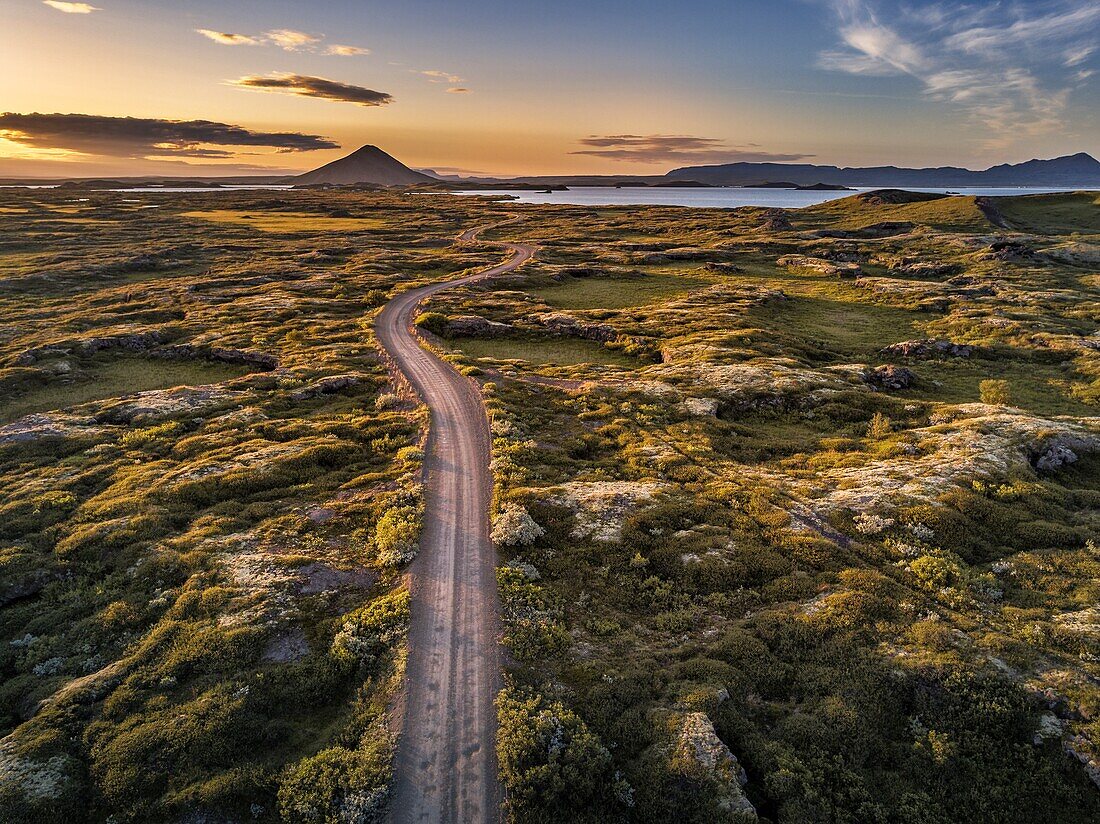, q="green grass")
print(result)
[523,273,710,309]
[909,357,1096,417]
[0,357,251,423]
[750,295,926,357]
[448,336,637,366]
[802,193,993,232]
[996,192,1100,235]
